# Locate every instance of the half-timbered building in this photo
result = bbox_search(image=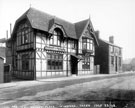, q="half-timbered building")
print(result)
[6,8,98,80]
